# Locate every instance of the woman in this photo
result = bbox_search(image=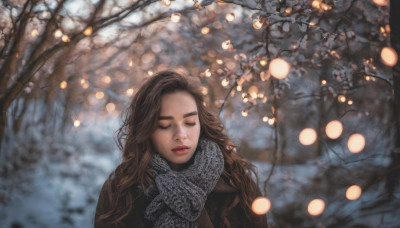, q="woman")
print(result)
[95,71,268,227]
